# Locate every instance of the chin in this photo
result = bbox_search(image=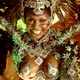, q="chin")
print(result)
[32,34,44,40]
